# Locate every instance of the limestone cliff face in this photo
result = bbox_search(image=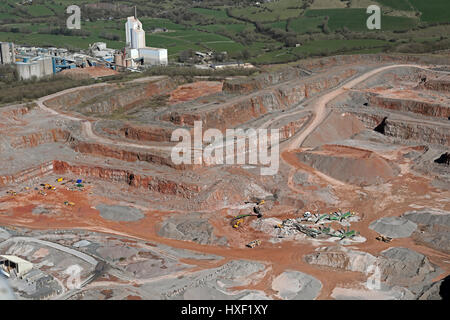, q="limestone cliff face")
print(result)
[299,54,450,72]
[10,129,70,149]
[79,78,177,115]
[353,112,450,146]
[0,161,54,186]
[117,125,174,143]
[369,95,449,119]
[223,66,306,94]
[44,78,177,115]
[1,105,32,118]
[423,77,450,92]
[52,160,201,198]
[221,53,435,94]
[44,85,115,111]
[163,68,357,131]
[72,140,188,169]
